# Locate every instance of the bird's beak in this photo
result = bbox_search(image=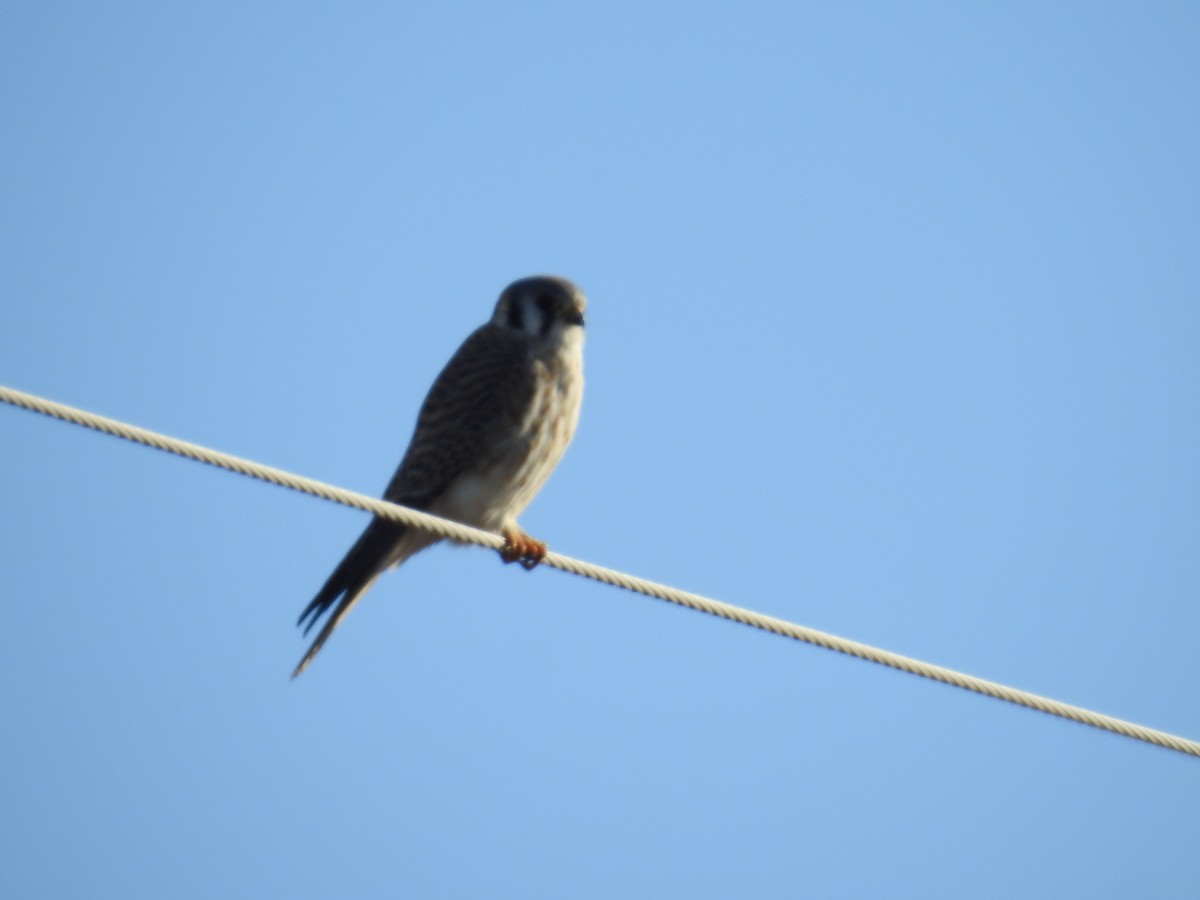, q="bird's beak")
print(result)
[565,308,585,328]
